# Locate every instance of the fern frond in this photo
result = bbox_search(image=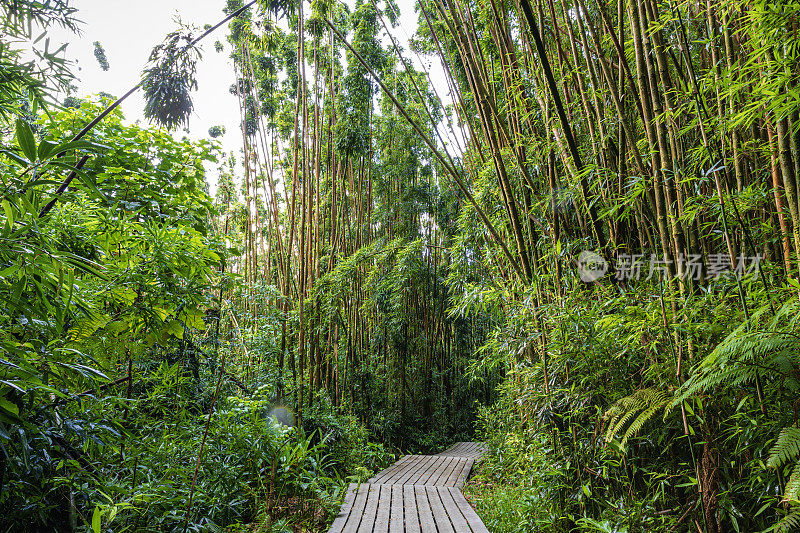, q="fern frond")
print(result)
[604,388,670,447]
[623,397,668,444]
[672,313,798,408]
[784,462,800,503]
[606,399,641,442]
[767,428,800,469]
[771,505,800,532]
[69,312,111,341]
[766,427,800,503]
